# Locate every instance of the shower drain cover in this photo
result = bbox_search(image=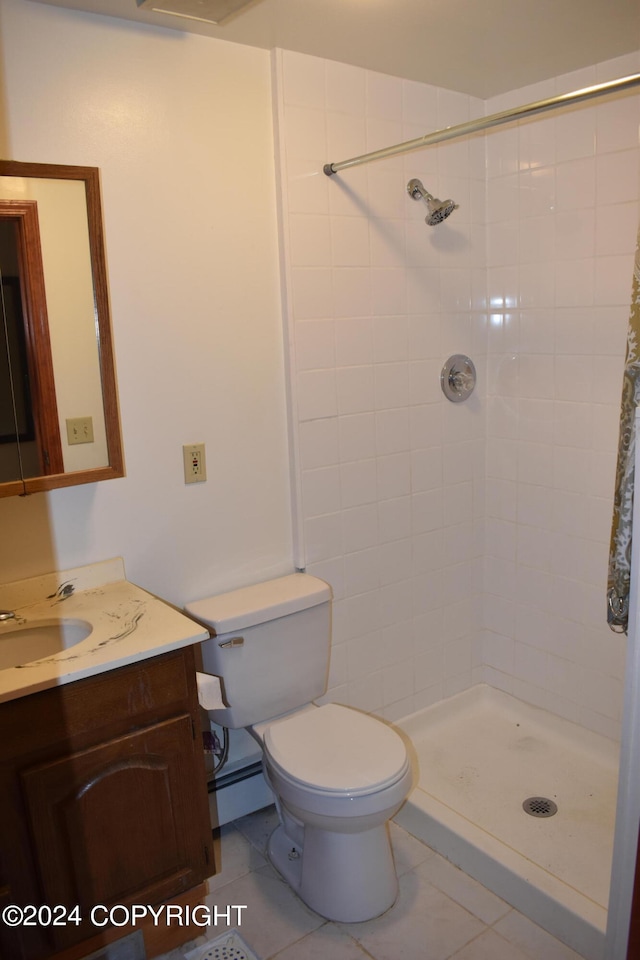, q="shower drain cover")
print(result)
[523,796,558,818]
